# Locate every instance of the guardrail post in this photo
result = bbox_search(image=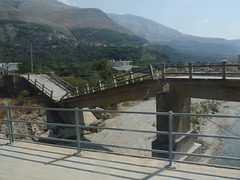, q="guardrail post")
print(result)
[149,64,154,80]
[42,84,45,92]
[98,80,103,91]
[34,79,37,85]
[129,71,134,83]
[125,78,129,85]
[75,108,84,155]
[184,63,188,73]
[206,62,210,72]
[75,87,79,95]
[222,61,226,80]
[50,91,53,98]
[6,106,14,144]
[189,62,193,79]
[27,74,30,80]
[86,84,90,94]
[234,62,238,71]
[162,63,165,79]
[166,111,175,168]
[112,76,117,87]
